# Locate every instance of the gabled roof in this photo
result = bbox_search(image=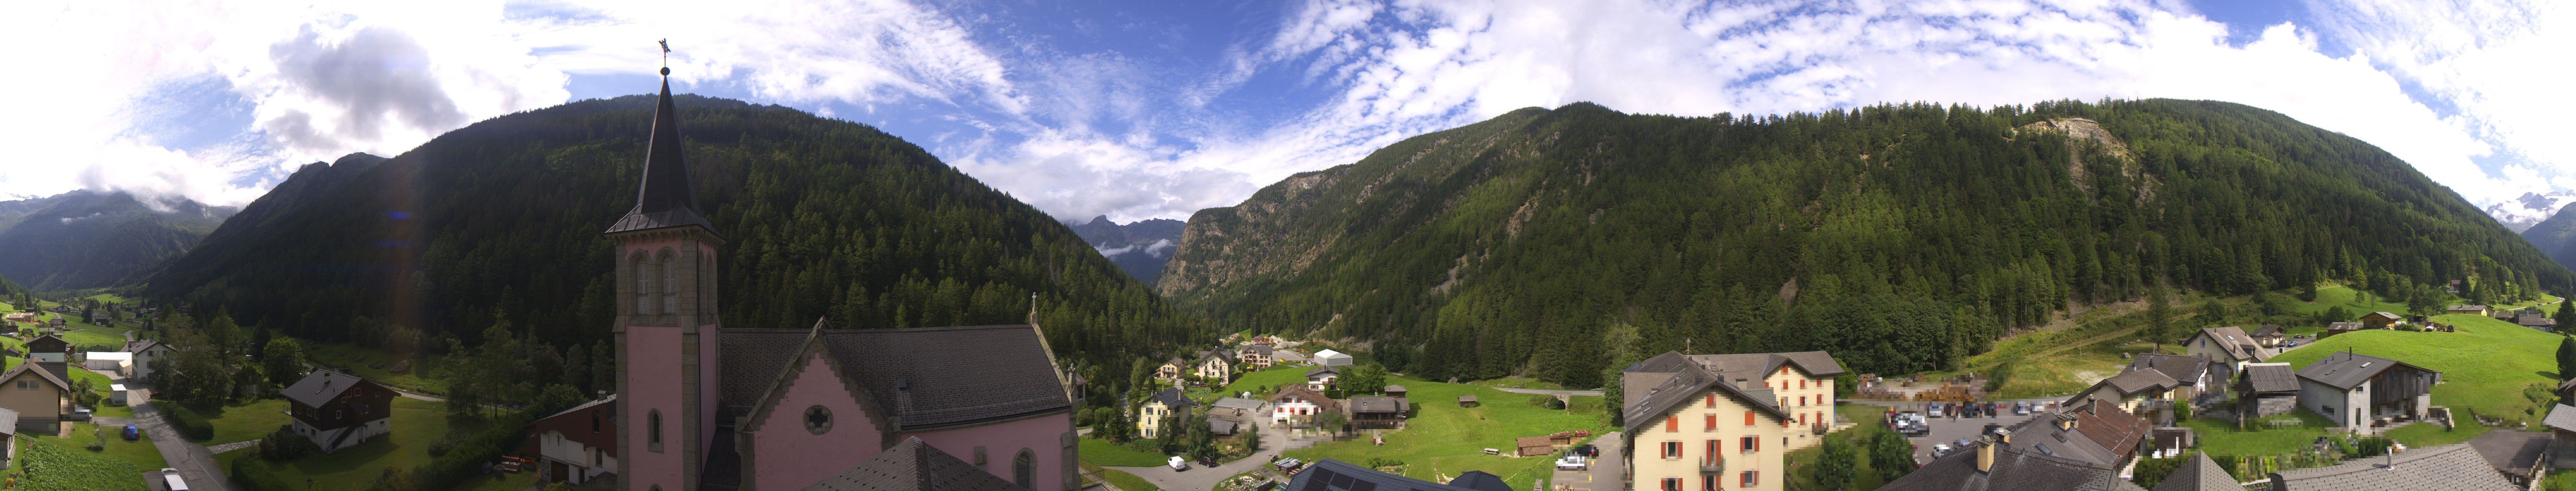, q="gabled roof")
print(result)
[281,369,377,408]
[2266,444,2517,491]
[1307,365,1343,378]
[1314,349,1349,359]
[1349,396,1407,414]
[1210,397,1265,411]
[722,322,1072,432]
[1200,350,1236,363]
[533,395,617,422]
[604,75,718,237]
[1,361,77,395]
[800,437,1020,491]
[2250,325,2286,337]
[1241,344,1274,355]
[1620,361,1788,434]
[1271,386,1340,413]
[1447,470,1512,491]
[2466,430,2551,478]
[2542,404,2576,433]
[2363,312,2403,321]
[1149,387,1195,410]
[123,339,163,353]
[2325,322,2364,331]
[2187,327,2263,362]
[2296,351,2437,391]
[2239,363,2300,393]
[2068,370,2178,405]
[2448,305,2490,311]
[23,334,66,352]
[2151,453,2238,491]
[2125,354,2207,386]
[1286,459,1488,491]
[2516,314,2556,327]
